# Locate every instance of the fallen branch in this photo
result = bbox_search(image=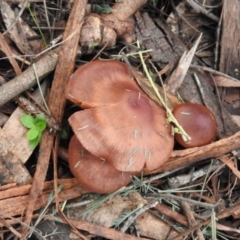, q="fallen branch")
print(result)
[0,179,81,224]
[149,131,240,174]
[0,51,58,106]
